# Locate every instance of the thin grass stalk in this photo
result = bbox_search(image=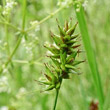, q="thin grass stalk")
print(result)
[0,36,22,74]
[73,3,104,110]
[0,21,20,31]
[5,15,14,68]
[0,0,27,75]
[26,2,73,32]
[26,6,65,32]
[22,0,26,30]
[5,17,10,54]
[53,89,59,110]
